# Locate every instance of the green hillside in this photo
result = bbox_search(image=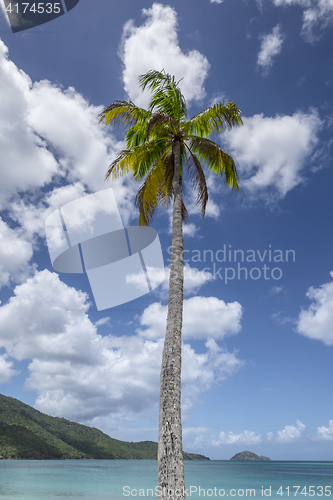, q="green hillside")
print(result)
[0,394,209,461]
